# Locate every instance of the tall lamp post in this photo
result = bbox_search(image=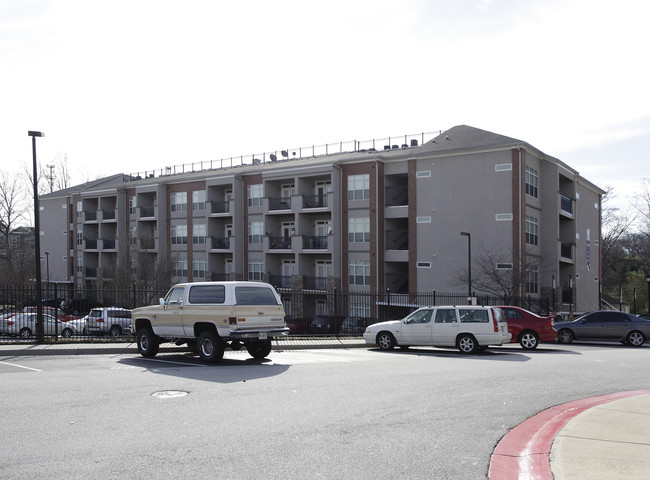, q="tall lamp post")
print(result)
[646,275,650,313]
[460,232,472,299]
[28,131,45,343]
